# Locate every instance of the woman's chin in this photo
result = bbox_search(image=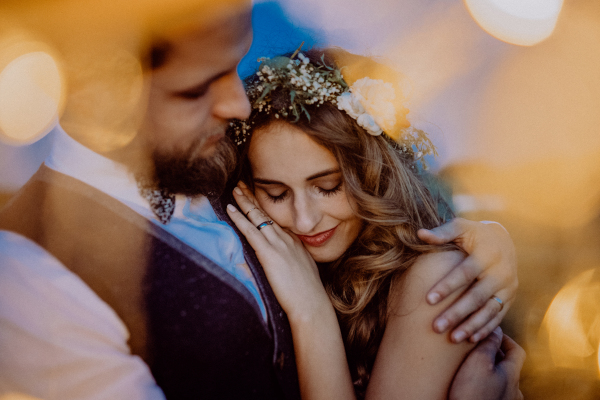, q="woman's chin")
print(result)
[307,247,344,263]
